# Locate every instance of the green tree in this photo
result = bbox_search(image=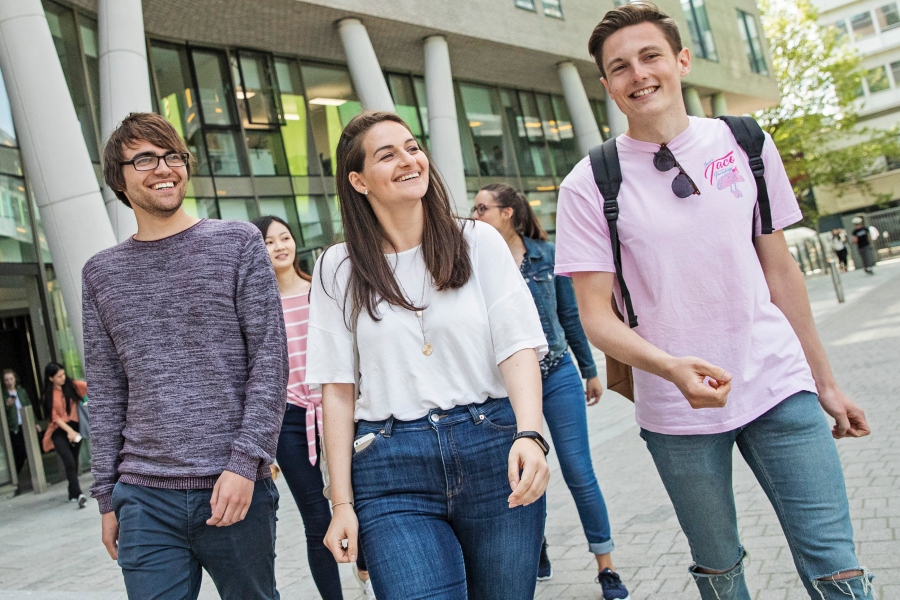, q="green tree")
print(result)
[755,0,899,225]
